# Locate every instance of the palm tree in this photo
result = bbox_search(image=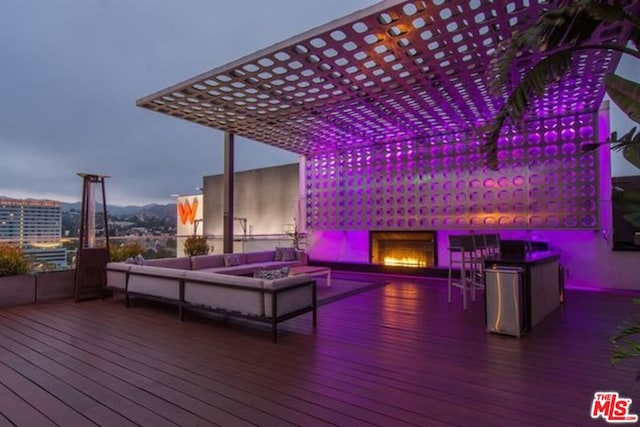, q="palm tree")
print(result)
[482,0,640,170]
